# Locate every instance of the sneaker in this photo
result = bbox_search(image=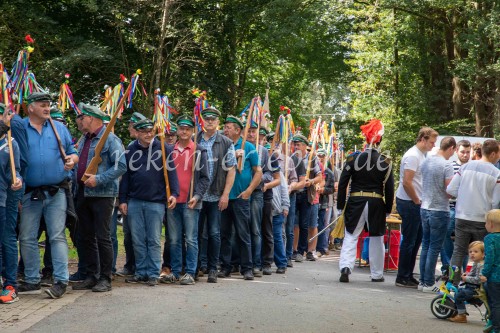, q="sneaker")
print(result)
[159,267,171,278]
[180,274,195,285]
[115,268,134,277]
[263,266,272,275]
[334,244,342,251]
[243,270,254,280]
[125,276,146,284]
[483,320,493,333]
[295,254,304,262]
[253,268,263,277]
[45,282,67,299]
[92,278,112,292]
[422,284,440,293]
[72,277,98,290]
[409,277,420,285]
[306,252,317,261]
[371,277,385,282]
[276,267,286,274]
[217,270,231,278]
[395,278,418,289]
[69,271,87,283]
[198,267,207,277]
[40,271,53,287]
[287,259,294,268]
[18,283,41,295]
[417,283,424,291]
[147,278,159,287]
[207,270,217,283]
[291,253,297,261]
[159,273,178,284]
[0,286,19,304]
